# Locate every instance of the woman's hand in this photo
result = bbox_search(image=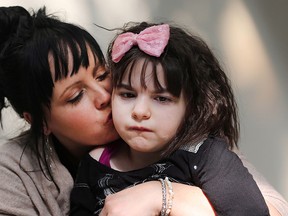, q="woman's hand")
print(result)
[99,181,161,216]
[99,181,215,216]
[170,183,215,216]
